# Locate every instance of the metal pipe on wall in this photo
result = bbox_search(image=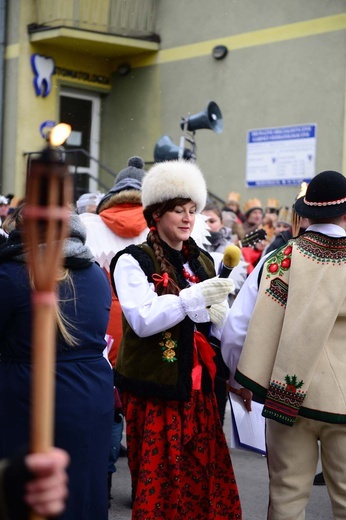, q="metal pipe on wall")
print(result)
[0,0,7,188]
